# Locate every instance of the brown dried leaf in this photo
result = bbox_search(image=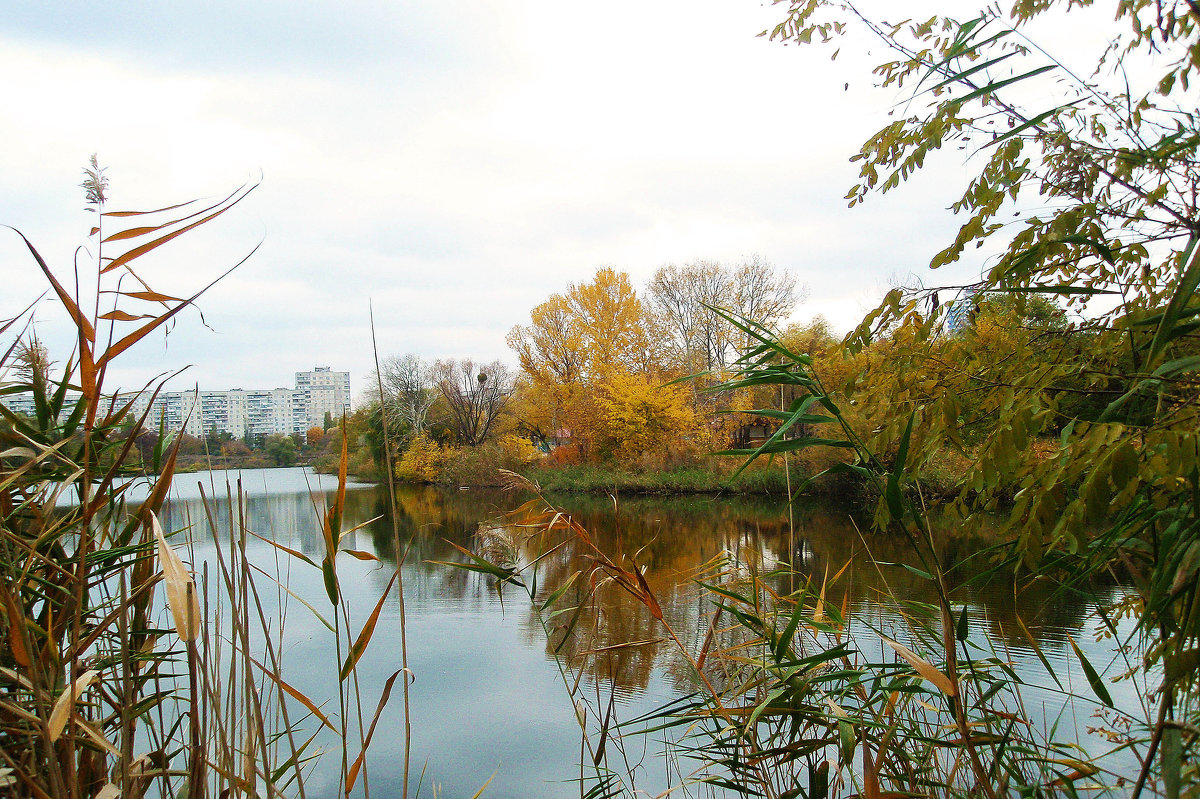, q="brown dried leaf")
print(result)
[124,290,184,303]
[251,657,337,733]
[881,636,957,697]
[77,717,122,757]
[99,310,152,322]
[2,591,31,668]
[103,225,164,242]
